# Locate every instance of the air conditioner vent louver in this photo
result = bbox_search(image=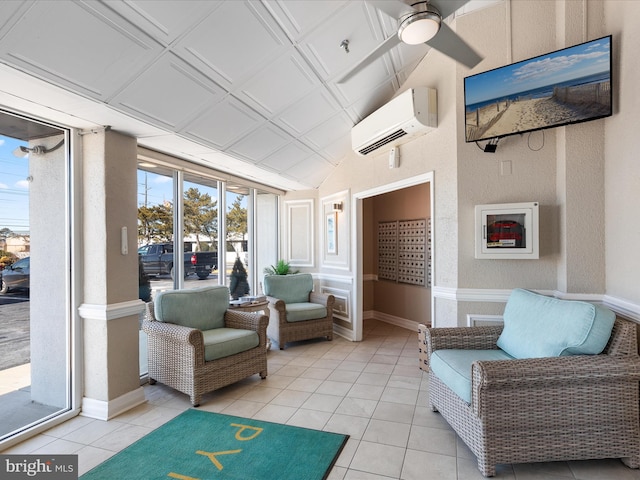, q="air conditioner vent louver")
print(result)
[351,87,437,156]
[358,129,407,155]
